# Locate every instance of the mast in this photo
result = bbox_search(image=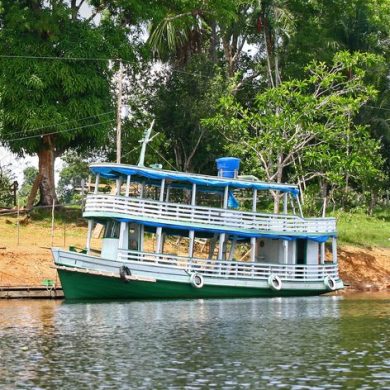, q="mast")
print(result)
[138,120,155,167]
